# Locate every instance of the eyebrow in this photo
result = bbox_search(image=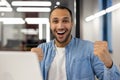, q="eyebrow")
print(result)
[63,17,70,20]
[52,16,70,20]
[52,17,58,20]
